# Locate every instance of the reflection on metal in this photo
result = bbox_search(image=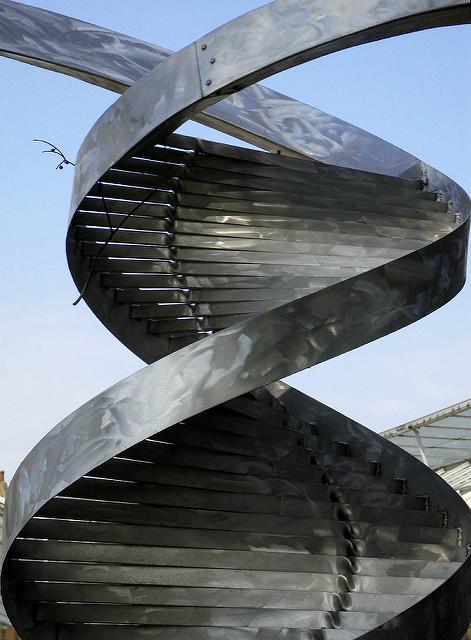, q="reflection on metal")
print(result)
[0,478,6,629]
[383,399,471,508]
[1,1,471,639]
[0,473,13,633]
